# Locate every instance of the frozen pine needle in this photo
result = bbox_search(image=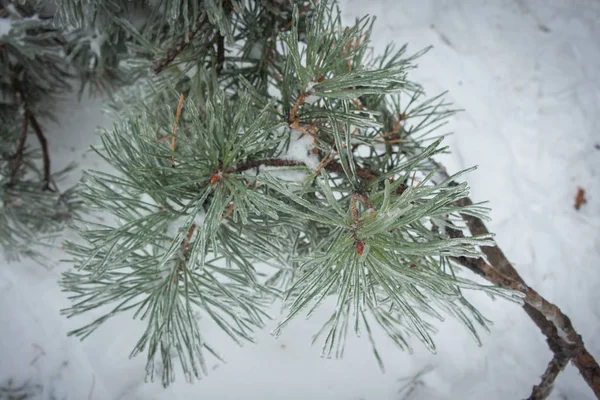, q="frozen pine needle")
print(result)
[171,93,185,168]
